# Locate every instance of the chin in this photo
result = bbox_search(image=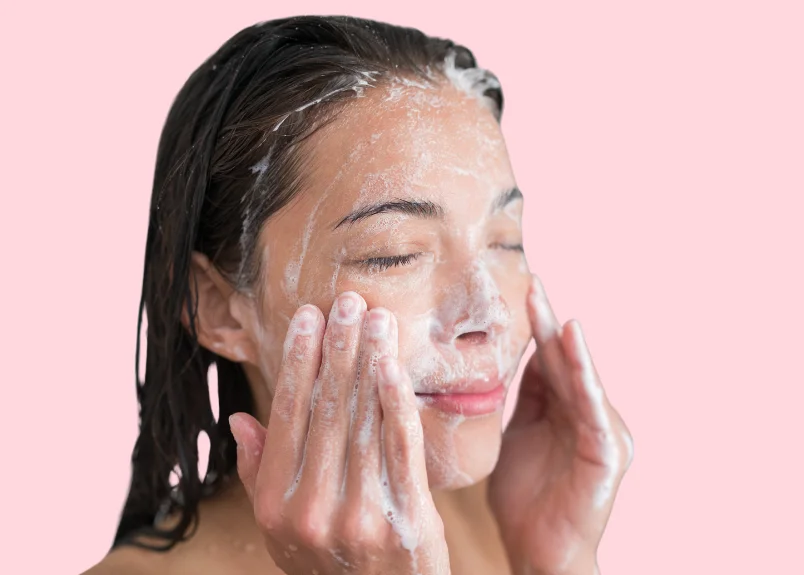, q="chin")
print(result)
[419,406,504,490]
